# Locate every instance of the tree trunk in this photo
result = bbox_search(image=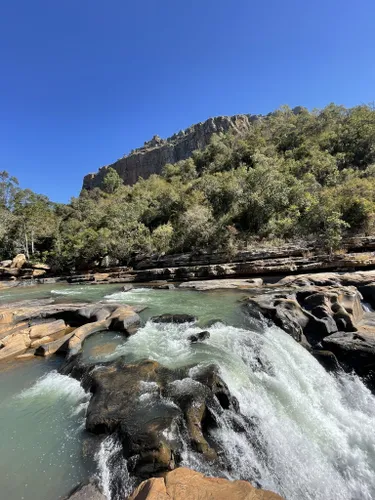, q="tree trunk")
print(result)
[24,231,30,260]
[31,229,35,255]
